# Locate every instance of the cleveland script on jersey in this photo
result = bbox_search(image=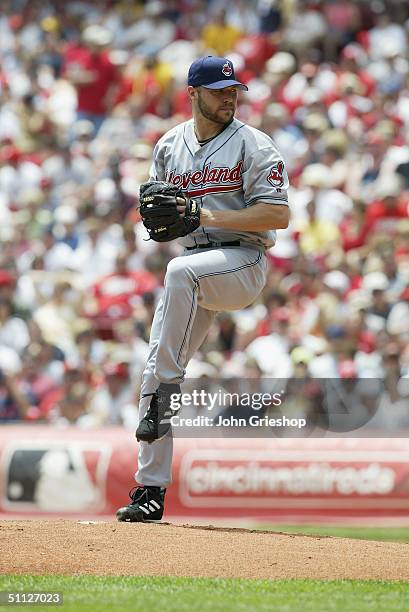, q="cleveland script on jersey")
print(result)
[149,117,289,250]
